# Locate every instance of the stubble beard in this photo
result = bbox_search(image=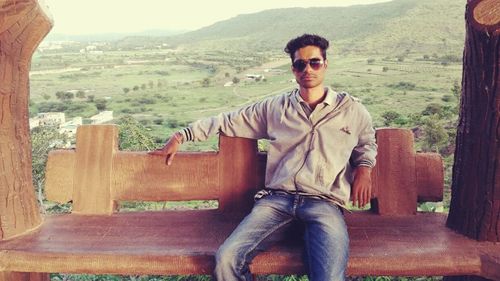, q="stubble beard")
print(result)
[298,75,322,89]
